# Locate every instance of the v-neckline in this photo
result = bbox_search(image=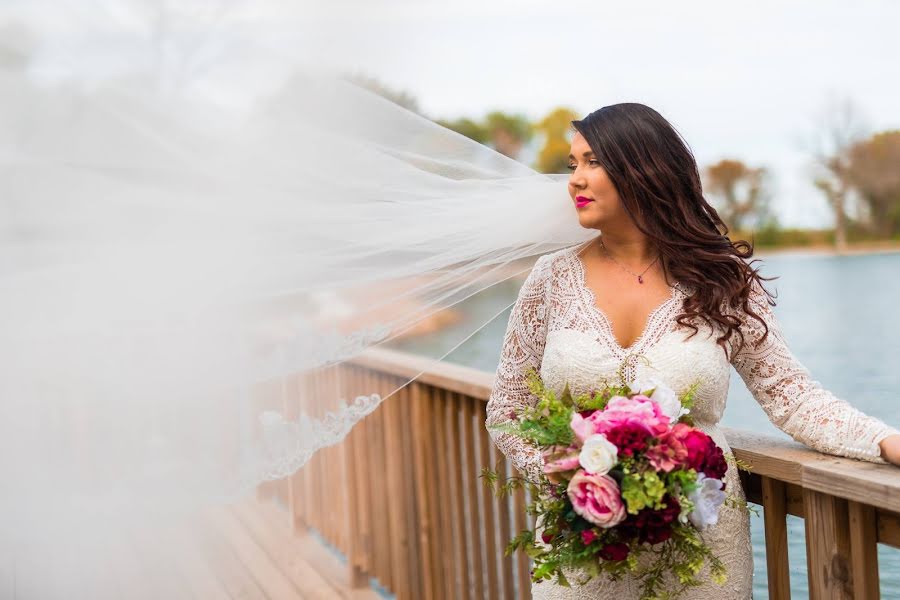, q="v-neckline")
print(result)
[568,246,681,356]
